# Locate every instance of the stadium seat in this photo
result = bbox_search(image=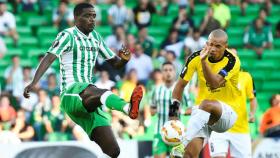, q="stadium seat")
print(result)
[95,26,112,37]
[27,49,46,58]
[267,16,280,25]
[3,37,14,47]
[262,81,280,93]
[27,16,49,27]
[246,5,260,15]
[229,5,241,19]
[273,38,280,48]
[17,26,32,37]
[18,37,39,51]
[148,26,168,37]
[227,27,244,37]
[268,71,280,81]
[5,48,24,58]
[232,16,255,27]
[37,26,58,38]
[20,58,33,67]
[193,4,208,16]
[228,37,244,48]
[40,36,55,48]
